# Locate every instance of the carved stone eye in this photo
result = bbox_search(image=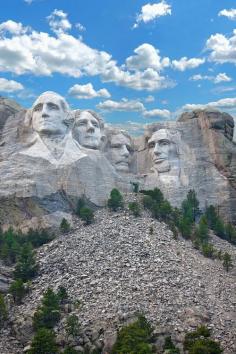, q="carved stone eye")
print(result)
[159,139,170,146]
[148,141,155,149]
[48,103,59,110]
